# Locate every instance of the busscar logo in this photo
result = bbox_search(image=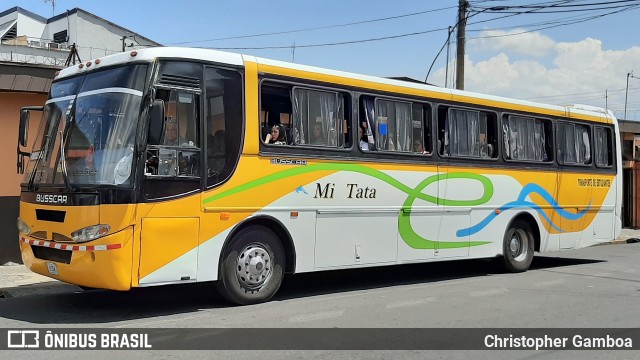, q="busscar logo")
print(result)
[7,330,39,348]
[35,194,68,204]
